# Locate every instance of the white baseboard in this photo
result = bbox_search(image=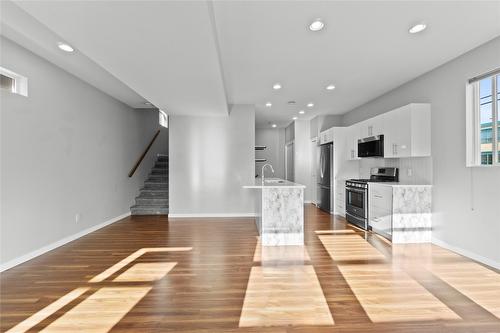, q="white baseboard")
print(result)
[0,212,130,272]
[432,237,500,270]
[168,213,257,218]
